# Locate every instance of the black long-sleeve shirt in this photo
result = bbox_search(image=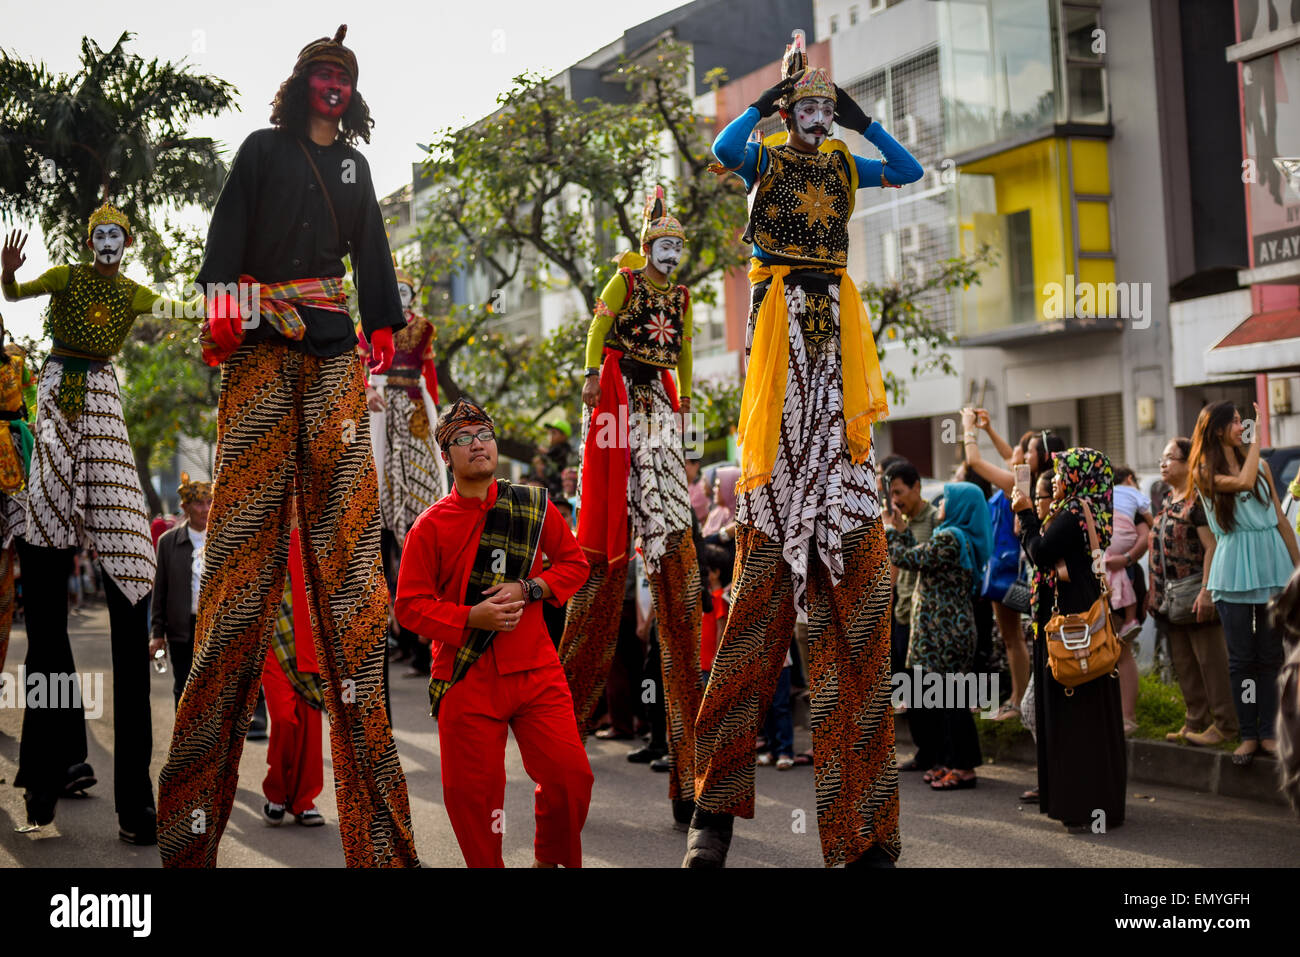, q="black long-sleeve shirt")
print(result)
[197,127,403,356]
[1016,508,1102,625]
